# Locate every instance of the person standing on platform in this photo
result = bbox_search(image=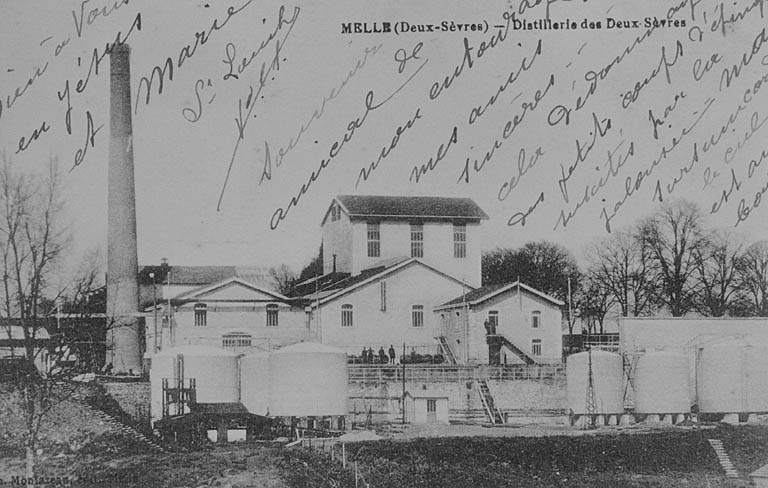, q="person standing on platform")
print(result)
[389,345,396,364]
